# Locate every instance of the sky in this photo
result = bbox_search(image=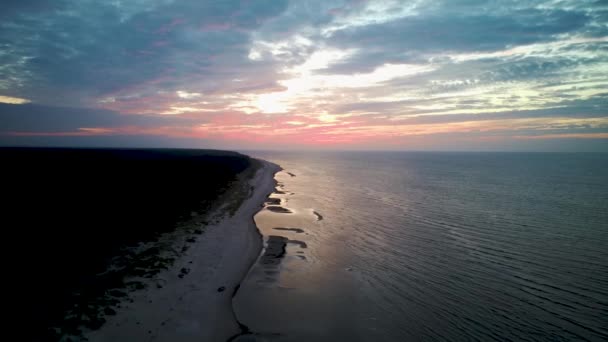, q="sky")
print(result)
[0,0,607,151]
